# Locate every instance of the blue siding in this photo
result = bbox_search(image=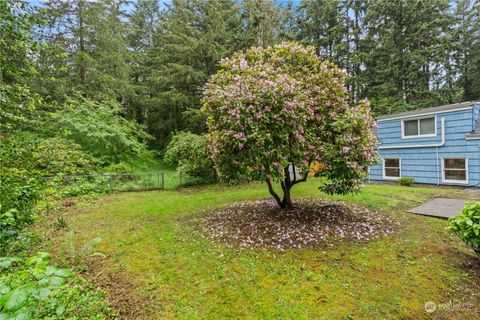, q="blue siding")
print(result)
[370,104,480,186]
